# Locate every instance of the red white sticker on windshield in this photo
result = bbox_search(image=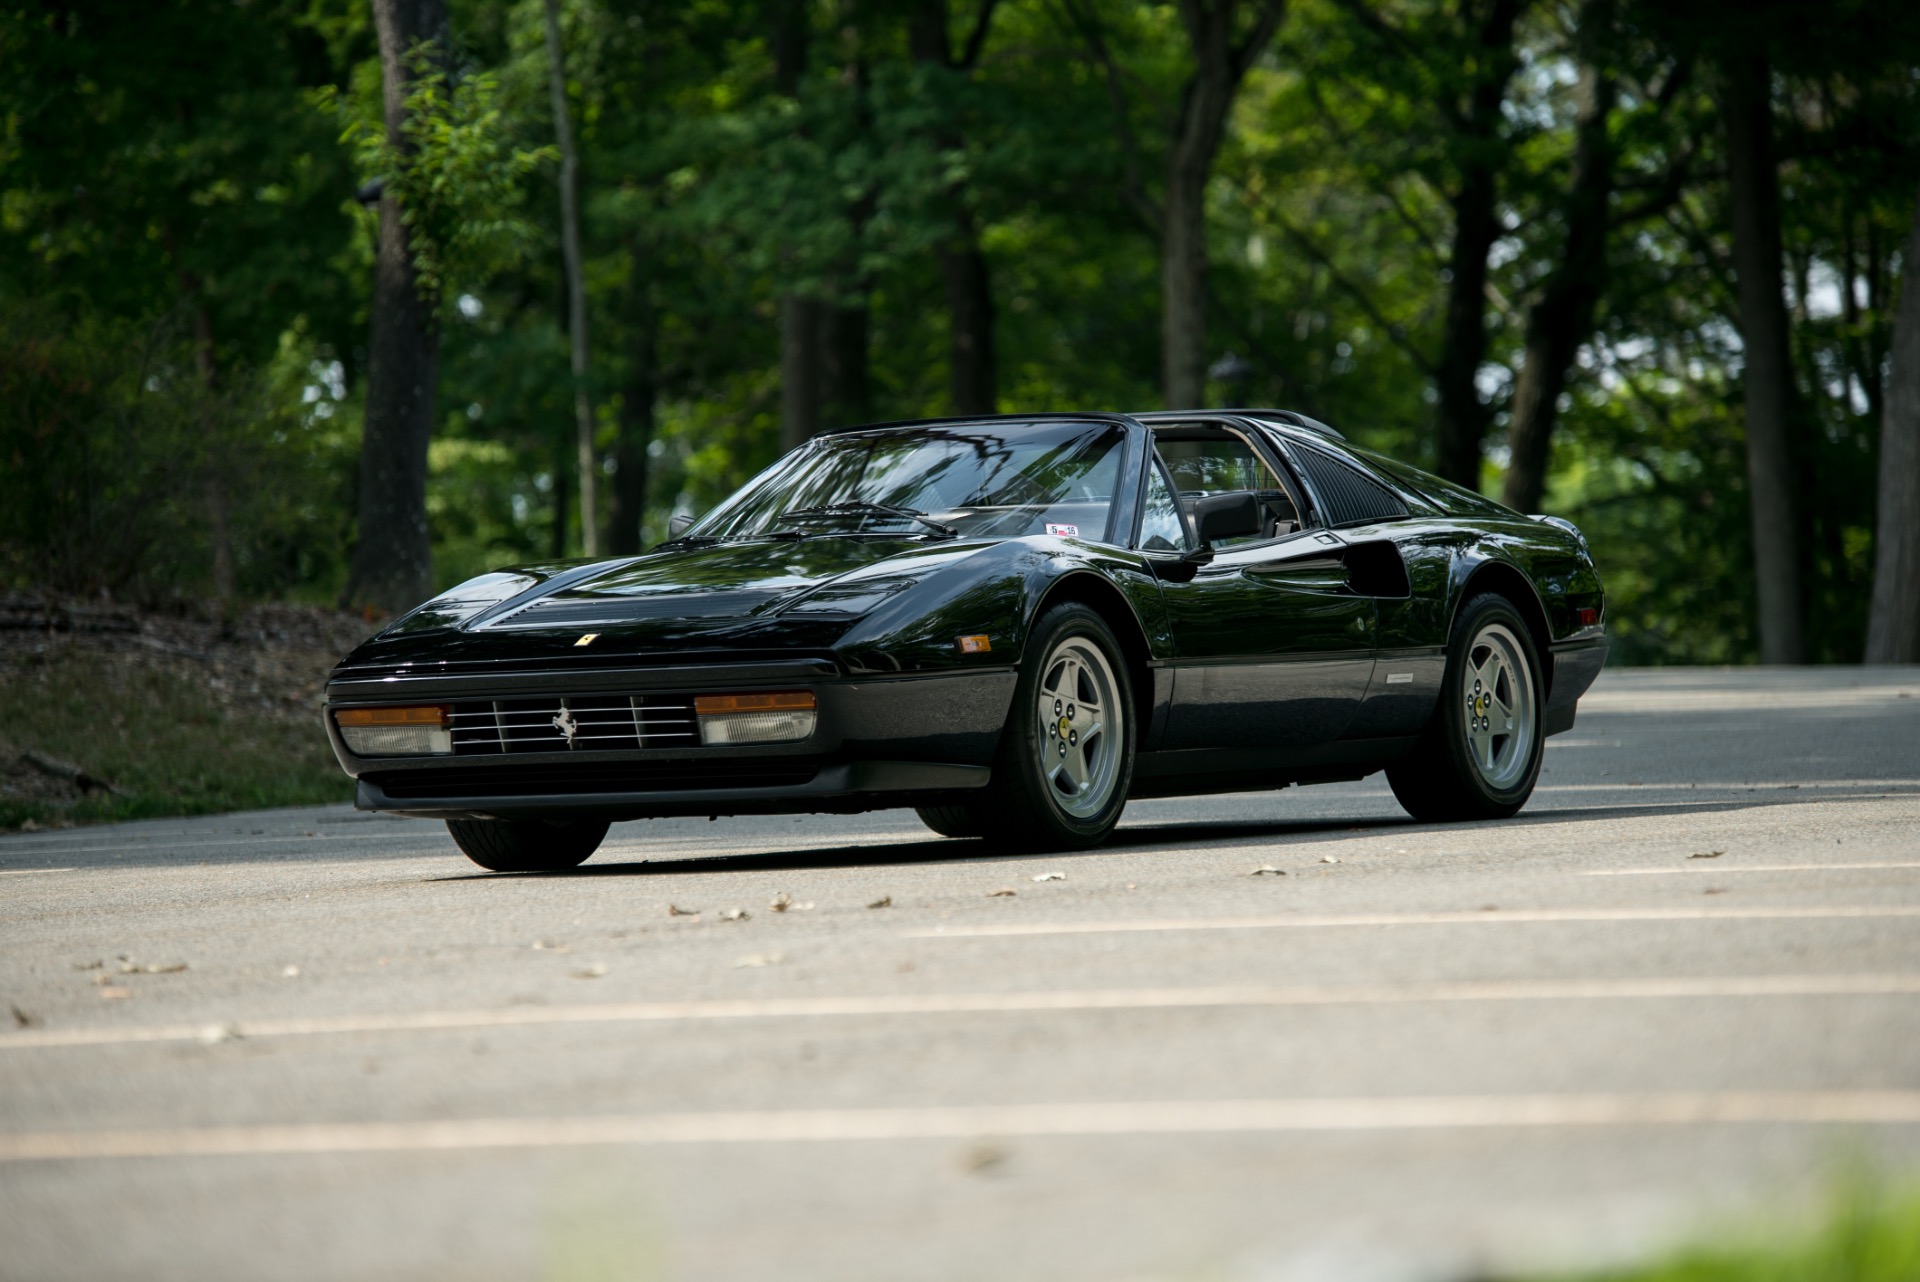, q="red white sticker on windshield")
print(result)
[1045,523,1079,537]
